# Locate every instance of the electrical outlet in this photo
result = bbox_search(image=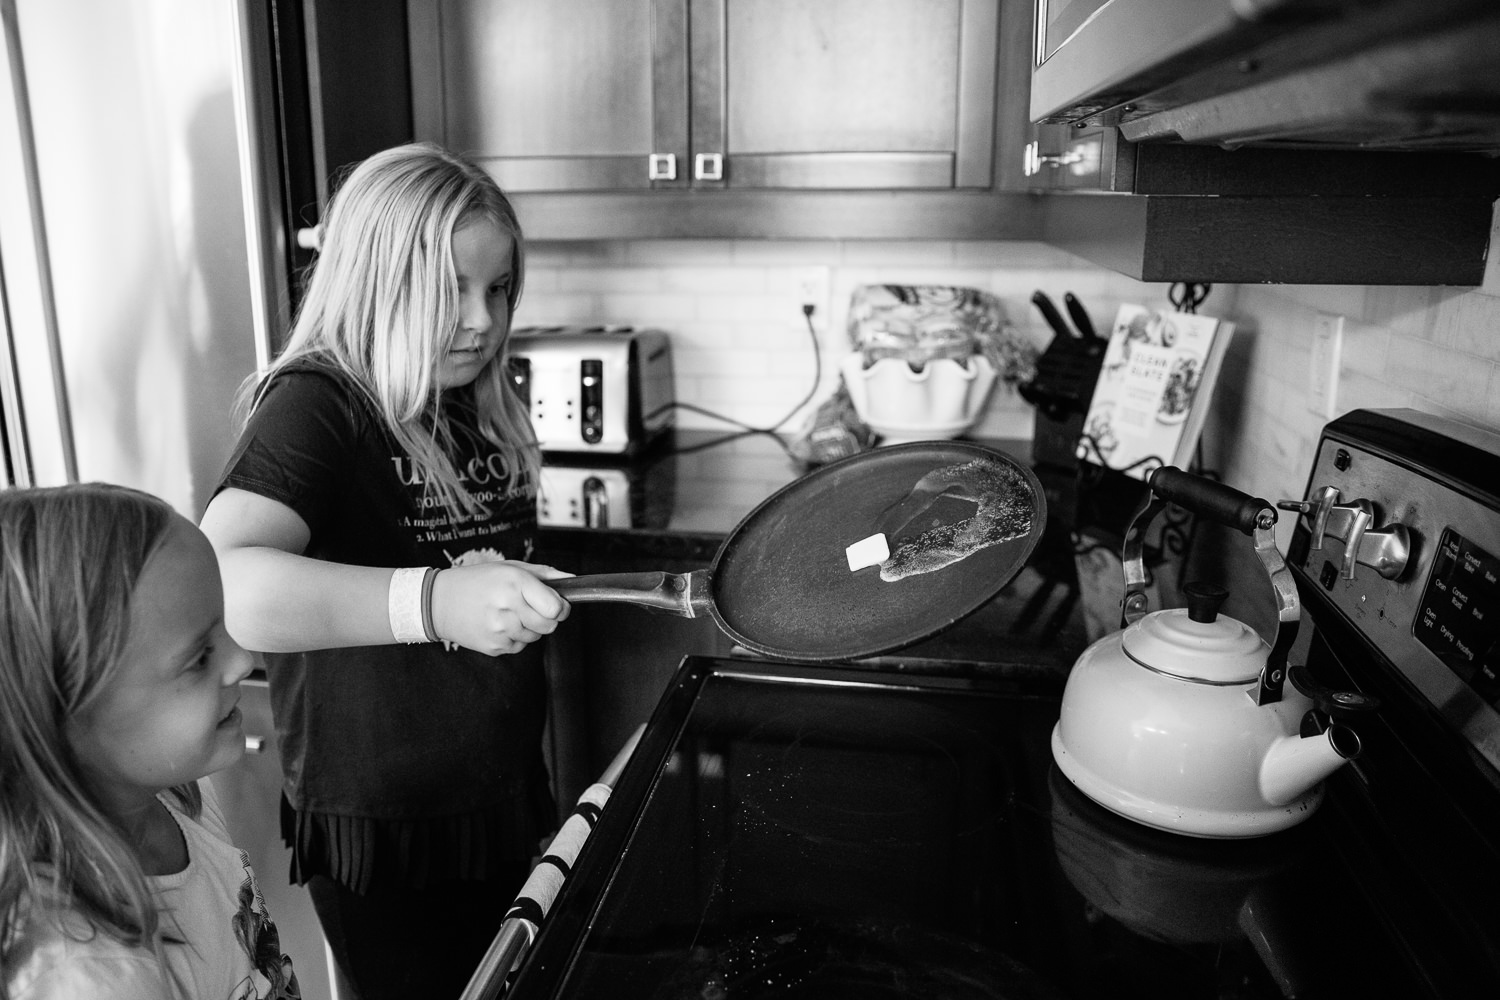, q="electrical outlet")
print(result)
[794,266,830,330]
[1308,312,1343,418]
